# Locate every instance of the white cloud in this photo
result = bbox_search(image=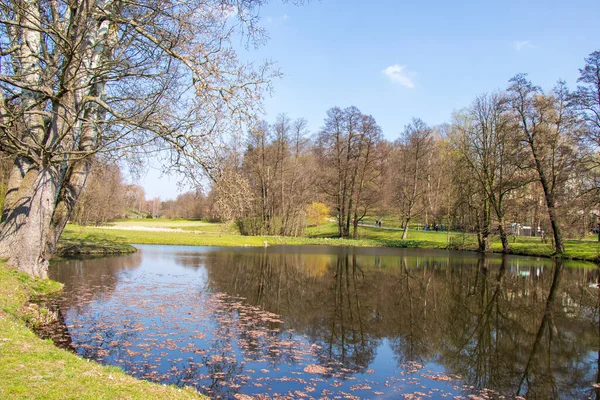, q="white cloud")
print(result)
[382,64,415,88]
[264,14,289,24]
[515,40,534,51]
